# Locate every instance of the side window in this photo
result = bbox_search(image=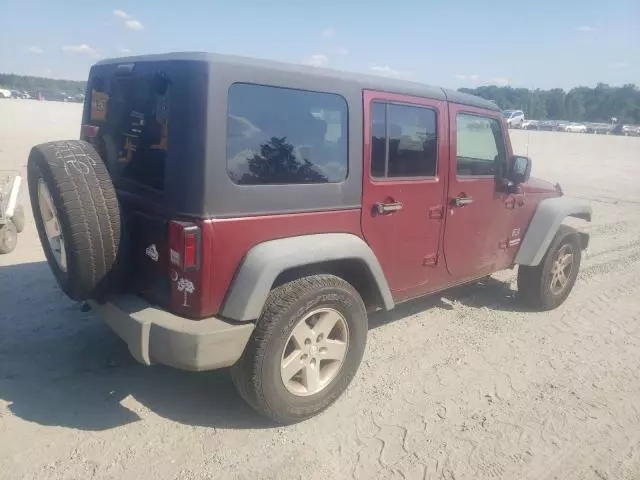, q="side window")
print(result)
[227,83,348,185]
[456,113,506,177]
[370,101,437,178]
